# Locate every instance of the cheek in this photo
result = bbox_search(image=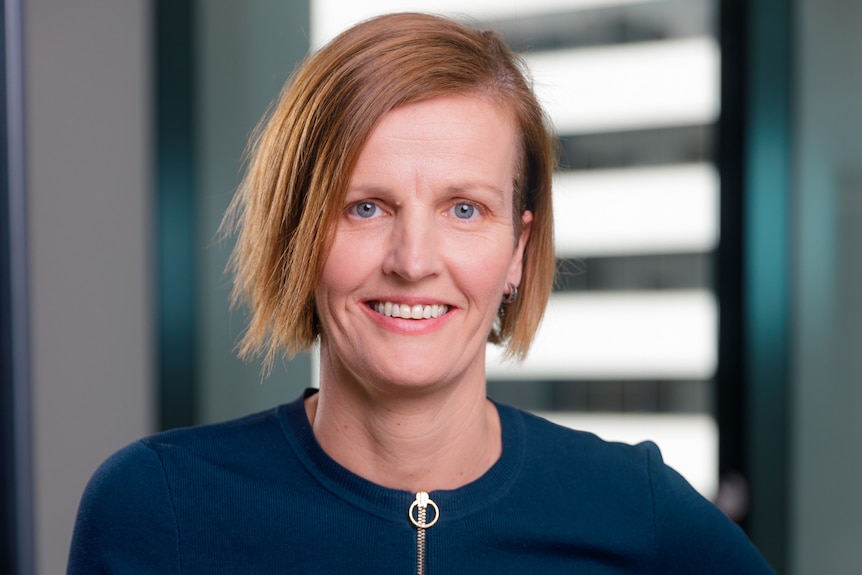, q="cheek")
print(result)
[317,235,369,303]
[449,238,514,301]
